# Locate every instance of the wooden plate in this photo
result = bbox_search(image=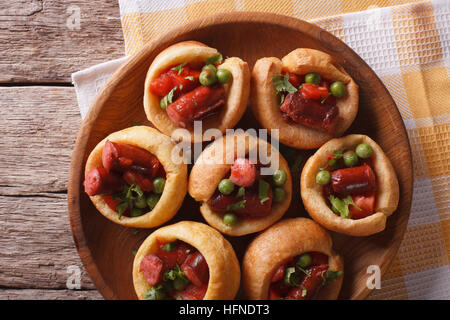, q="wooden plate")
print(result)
[68,12,413,300]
